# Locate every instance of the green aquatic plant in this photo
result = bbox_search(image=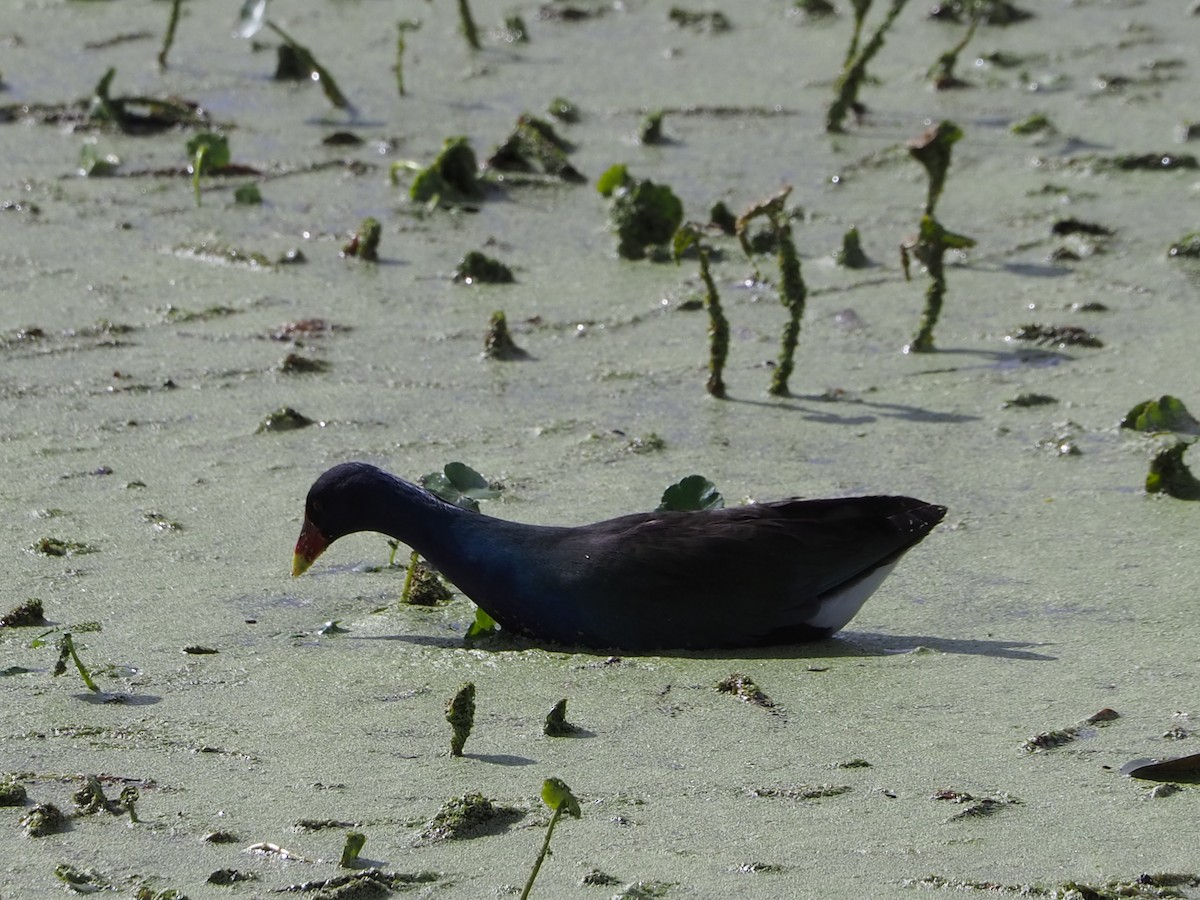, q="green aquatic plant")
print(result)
[79,141,119,177]
[120,786,140,824]
[597,164,684,260]
[339,832,366,868]
[401,137,484,205]
[674,224,728,397]
[901,122,975,353]
[32,630,100,692]
[396,19,421,97]
[186,132,230,207]
[736,189,808,395]
[234,183,262,205]
[657,474,724,512]
[87,67,209,134]
[928,5,980,89]
[639,110,666,145]
[833,226,870,268]
[826,0,911,133]
[519,778,582,900]
[1167,232,1200,259]
[341,217,381,261]
[1,598,46,627]
[483,311,529,360]
[455,251,514,284]
[237,2,351,110]
[446,682,476,757]
[457,0,482,50]
[158,0,183,69]
[487,115,584,182]
[1121,396,1200,499]
[543,699,580,736]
